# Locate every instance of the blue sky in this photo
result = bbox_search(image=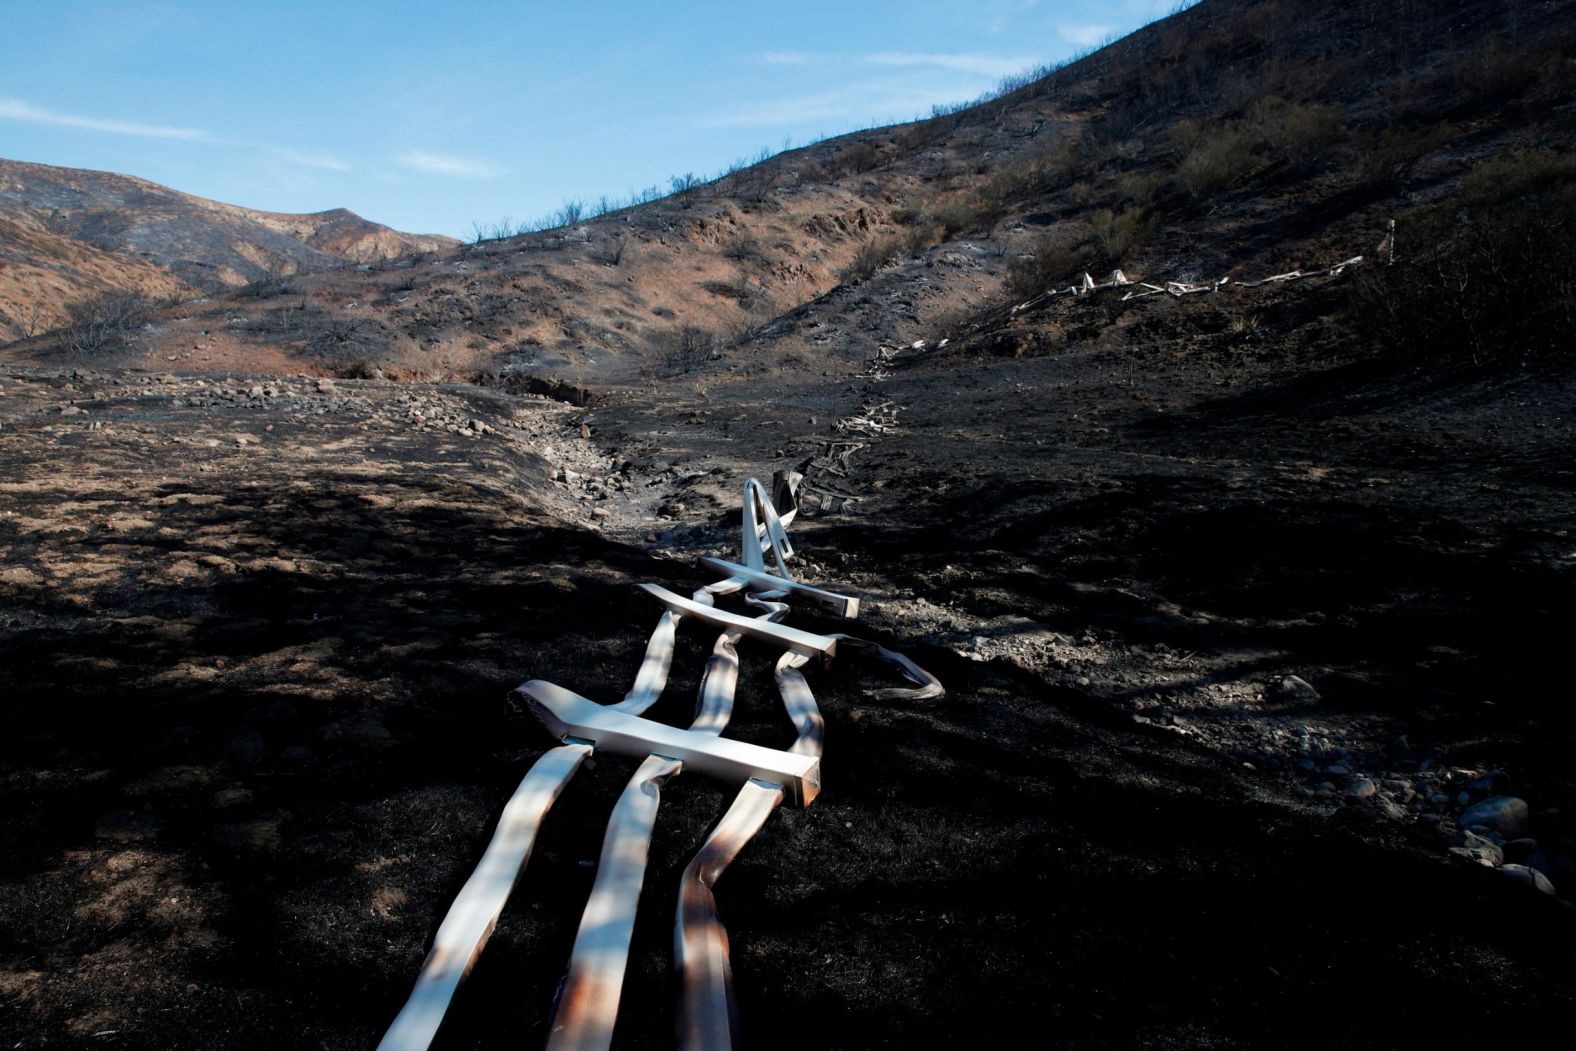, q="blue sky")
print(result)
[1,1,1183,238]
